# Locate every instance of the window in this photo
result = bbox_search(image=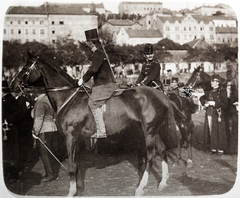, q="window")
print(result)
[25,29,28,34]
[189,27,191,31]
[148,20,151,25]
[210,35,214,40]
[59,21,64,25]
[4,29,6,34]
[40,20,44,24]
[10,21,13,24]
[209,27,213,31]
[184,35,187,40]
[175,26,179,31]
[11,29,14,34]
[184,27,186,31]
[18,20,21,24]
[25,21,28,25]
[52,21,54,25]
[32,20,35,24]
[40,29,45,34]
[166,26,170,31]
[200,27,204,31]
[176,35,180,40]
[33,29,36,34]
[52,30,55,34]
[18,29,21,34]
[52,39,56,43]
